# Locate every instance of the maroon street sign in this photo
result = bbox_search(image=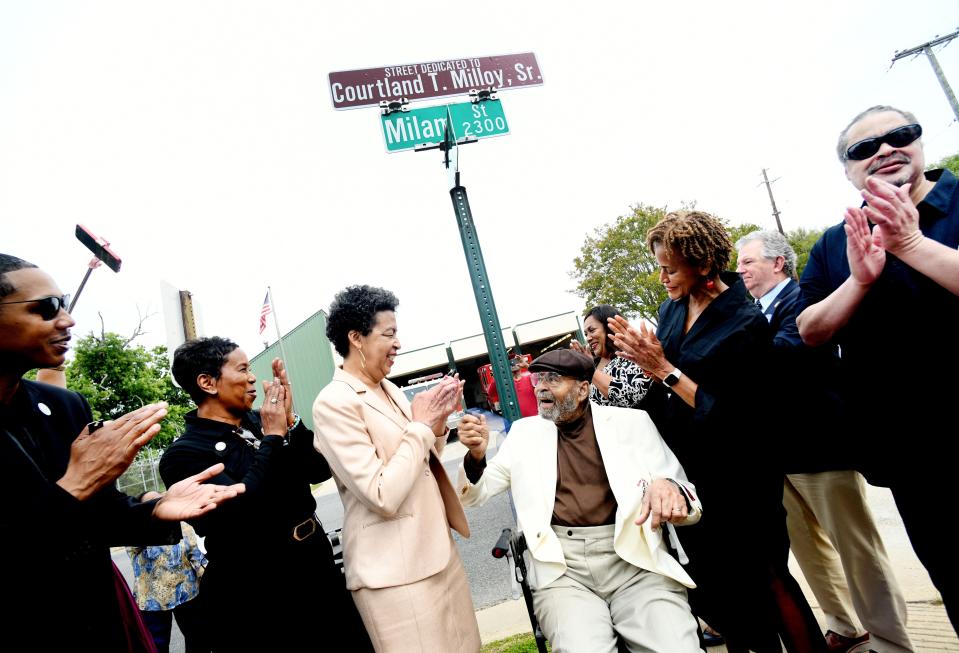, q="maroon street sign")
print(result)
[329,52,542,109]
